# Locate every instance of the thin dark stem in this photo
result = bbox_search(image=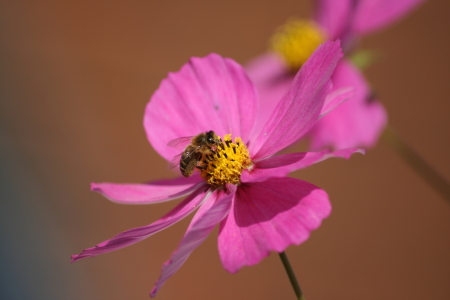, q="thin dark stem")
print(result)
[278,251,305,300]
[382,125,450,203]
